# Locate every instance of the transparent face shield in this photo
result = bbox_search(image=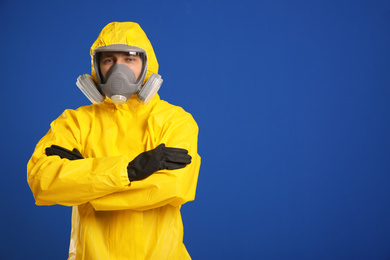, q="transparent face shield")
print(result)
[95,51,147,85]
[92,45,148,104]
[76,44,162,106]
